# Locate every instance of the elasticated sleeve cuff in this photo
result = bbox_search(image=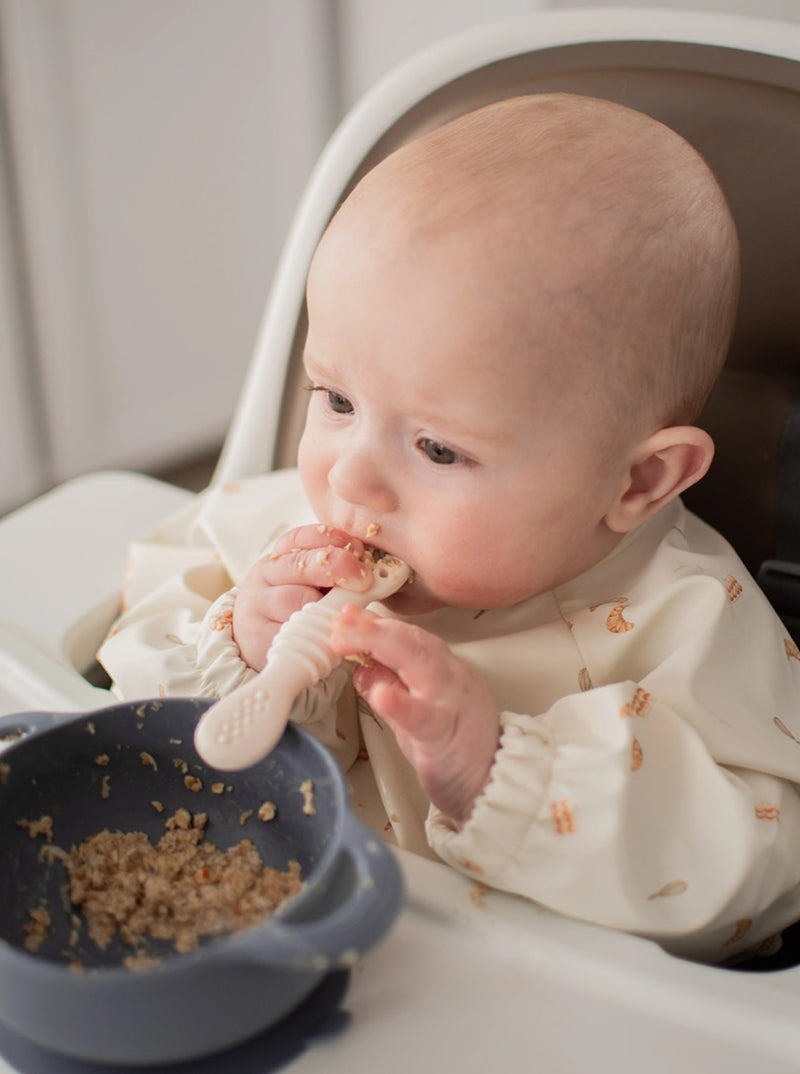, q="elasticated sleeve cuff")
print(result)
[426,711,553,882]
[195,588,256,697]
